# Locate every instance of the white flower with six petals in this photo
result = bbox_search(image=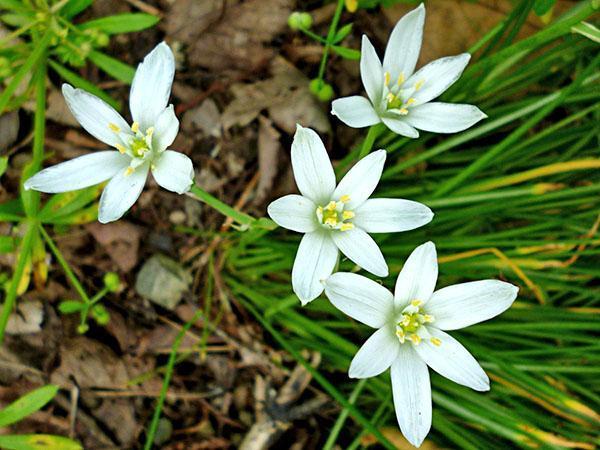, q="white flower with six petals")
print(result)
[324,241,518,447]
[331,4,486,138]
[267,125,433,304]
[24,42,194,223]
